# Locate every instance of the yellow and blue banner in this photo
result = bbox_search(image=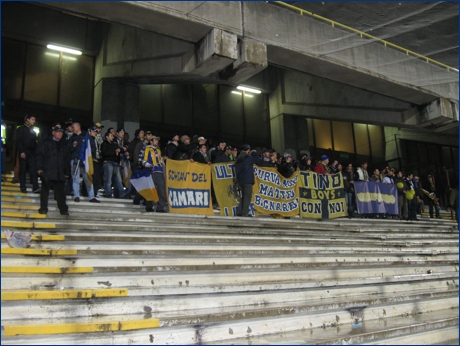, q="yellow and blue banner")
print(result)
[211,162,244,216]
[354,182,398,214]
[79,132,94,187]
[166,160,214,215]
[253,166,299,217]
[130,169,159,202]
[298,171,347,219]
